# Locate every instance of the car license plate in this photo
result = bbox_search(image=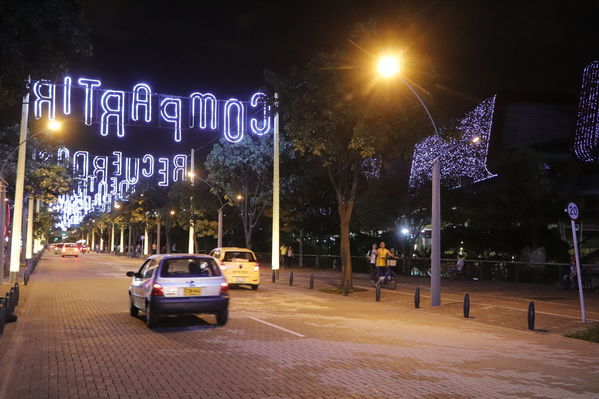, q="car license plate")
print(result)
[236,278,245,283]
[183,287,201,296]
